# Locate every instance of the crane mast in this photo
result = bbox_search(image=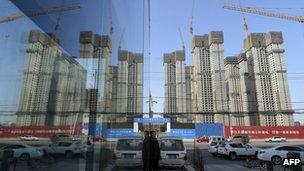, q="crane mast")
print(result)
[0,4,81,24]
[178,28,185,51]
[222,3,304,24]
[109,0,114,36]
[189,0,195,37]
[118,28,125,50]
